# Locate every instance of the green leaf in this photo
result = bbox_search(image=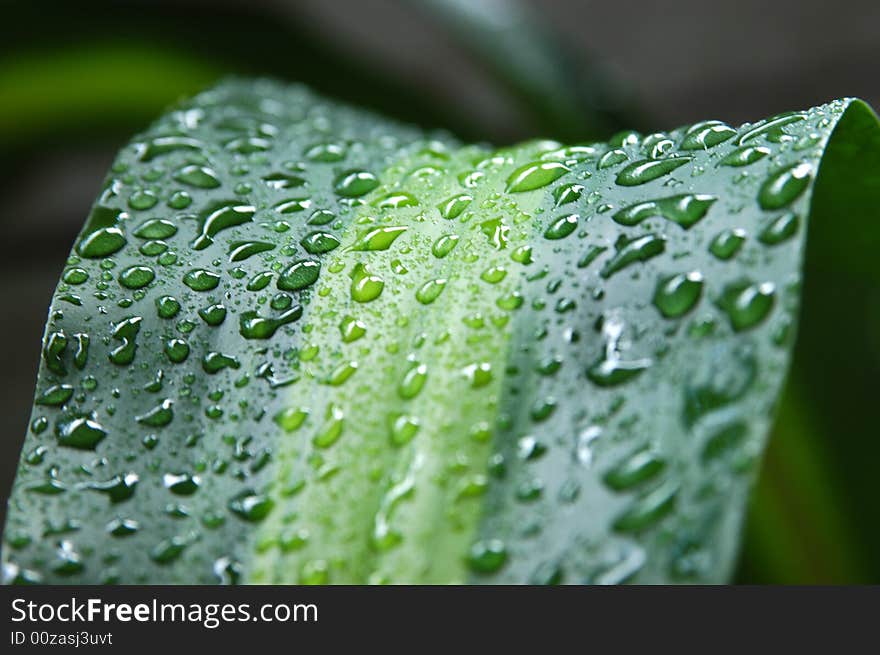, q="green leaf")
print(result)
[407,0,638,139]
[2,80,878,584]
